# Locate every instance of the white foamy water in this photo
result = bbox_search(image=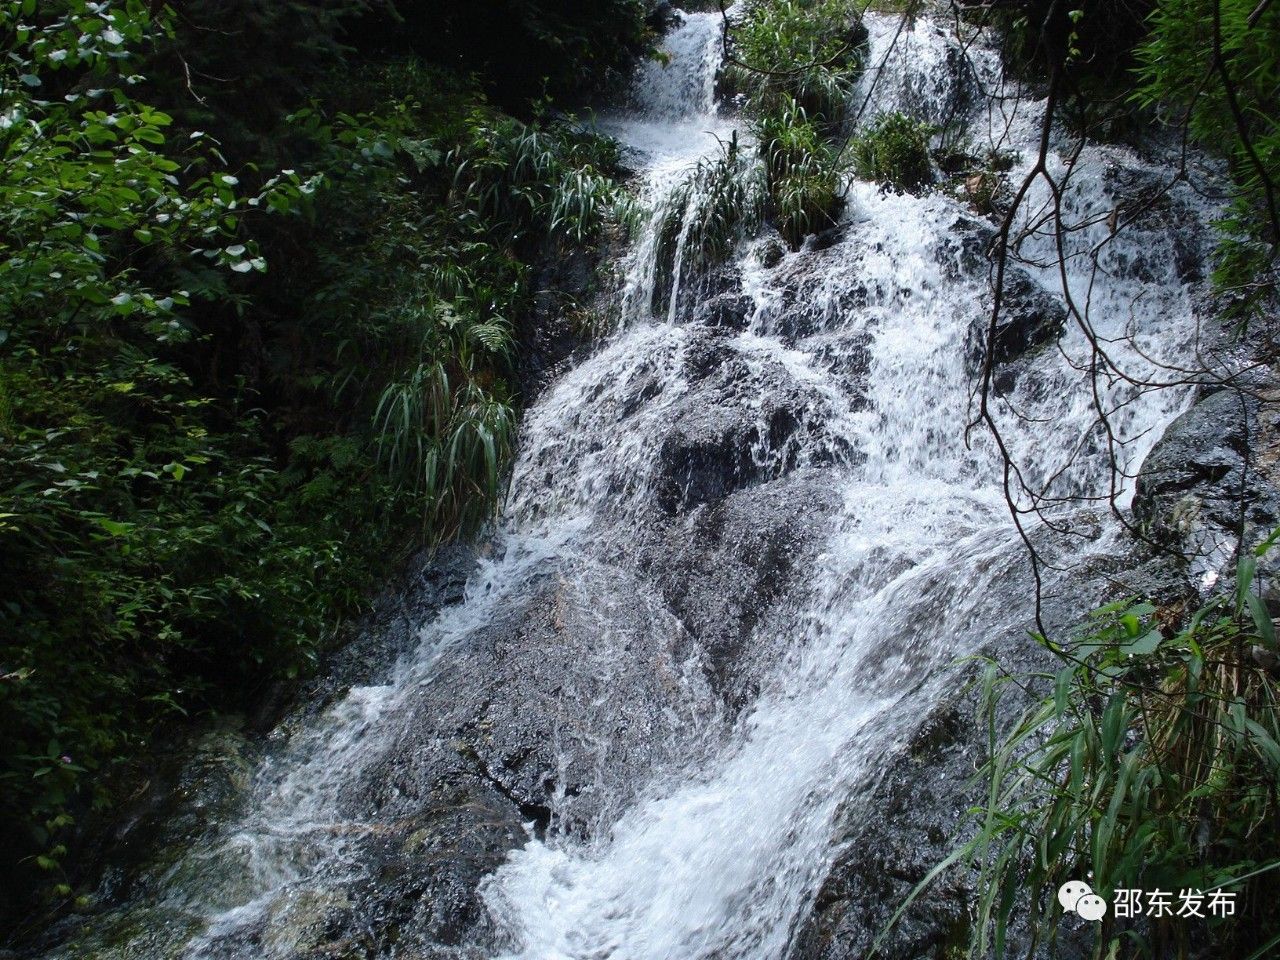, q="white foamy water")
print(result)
[49,10,1226,960]
[480,11,1217,960]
